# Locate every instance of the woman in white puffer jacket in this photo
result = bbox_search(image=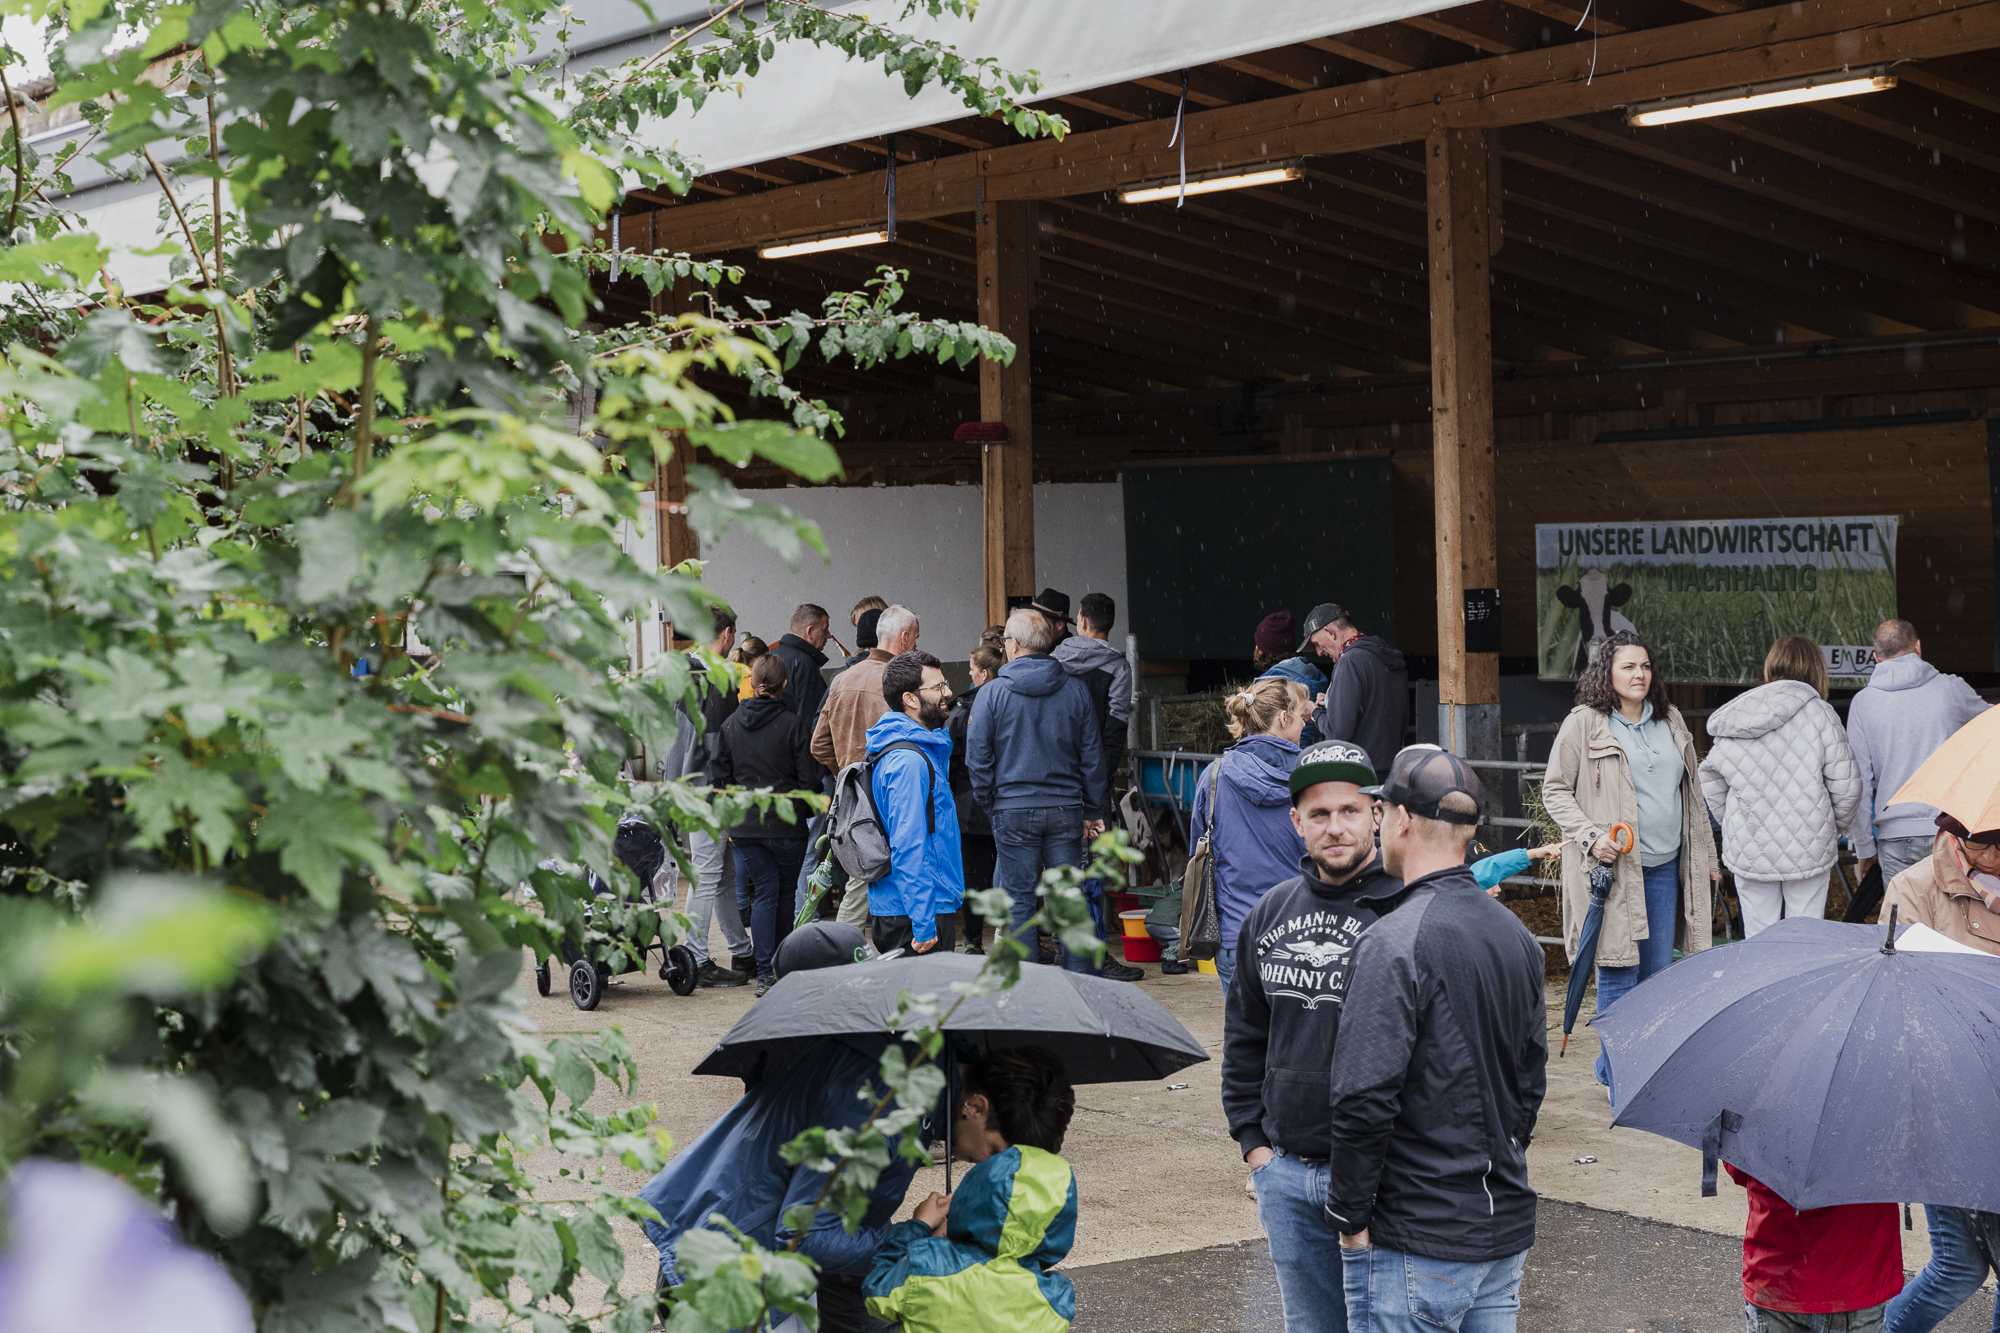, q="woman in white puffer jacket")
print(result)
[1699,635,1863,936]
